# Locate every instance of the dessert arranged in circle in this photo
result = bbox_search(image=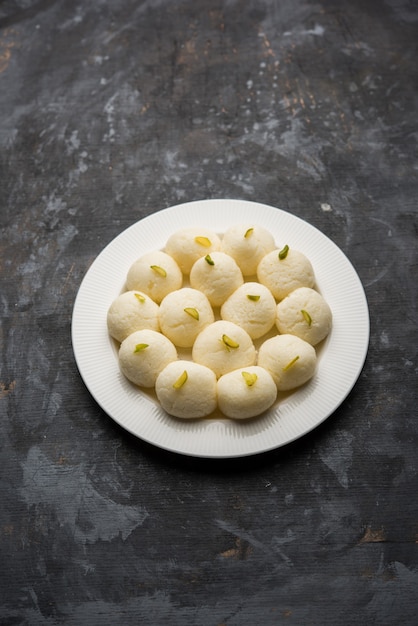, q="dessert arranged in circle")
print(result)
[107,223,332,420]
